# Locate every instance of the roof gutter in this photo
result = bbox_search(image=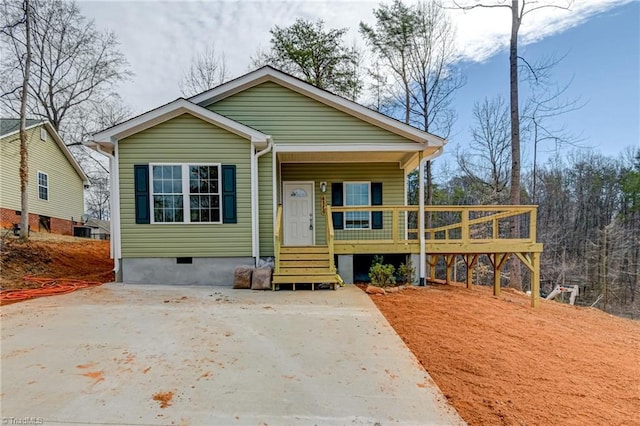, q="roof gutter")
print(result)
[251,136,274,262]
